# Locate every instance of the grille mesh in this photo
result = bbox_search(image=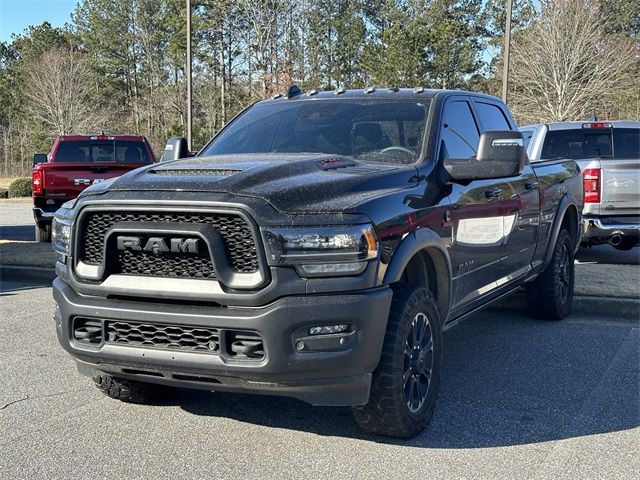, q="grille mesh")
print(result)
[115,247,216,279]
[106,320,220,353]
[79,210,259,274]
